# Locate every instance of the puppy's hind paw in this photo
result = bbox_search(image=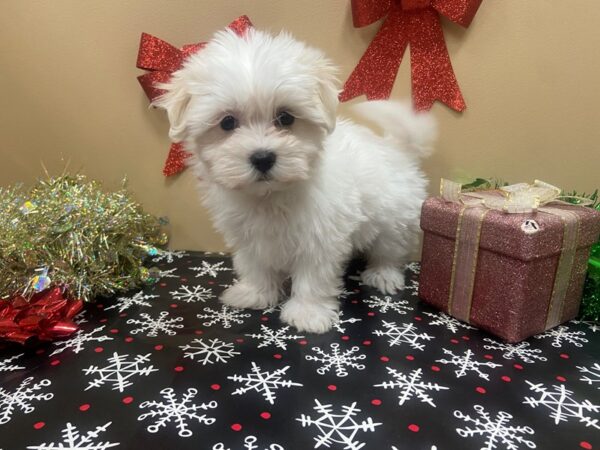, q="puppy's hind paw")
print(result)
[361,266,405,294]
[220,282,278,310]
